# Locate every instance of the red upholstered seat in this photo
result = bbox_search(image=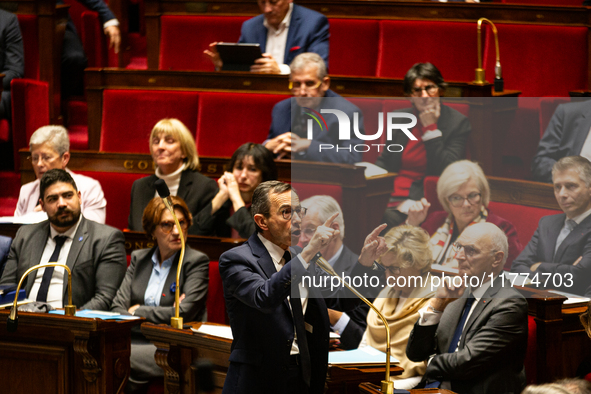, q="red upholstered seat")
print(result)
[377,21,480,82]
[17,15,39,79]
[485,24,587,97]
[99,89,200,153]
[329,19,379,77]
[76,171,145,230]
[159,16,249,71]
[503,0,581,4]
[525,315,536,385]
[196,92,288,156]
[291,183,343,205]
[207,260,227,325]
